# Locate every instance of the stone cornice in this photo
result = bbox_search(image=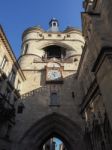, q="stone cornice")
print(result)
[80,79,100,114]
[0,25,26,81]
[76,43,87,79]
[92,47,112,74]
[84,0,98,12]
[81,12,100,38]
[18,54,42,62]
[22,26,82,40]
[21,69,77,72]
[19,53,80,59]
[81,12,91,37]
[23,38,84,43]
